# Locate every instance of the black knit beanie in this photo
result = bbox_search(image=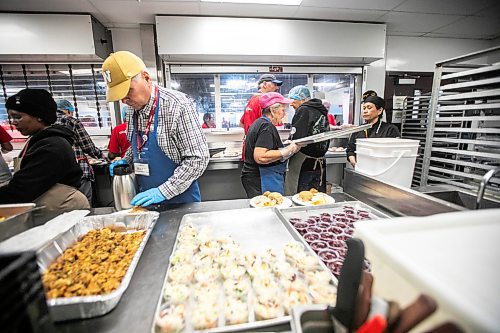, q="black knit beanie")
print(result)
[5,88,57,125]
[363,95,386,110]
